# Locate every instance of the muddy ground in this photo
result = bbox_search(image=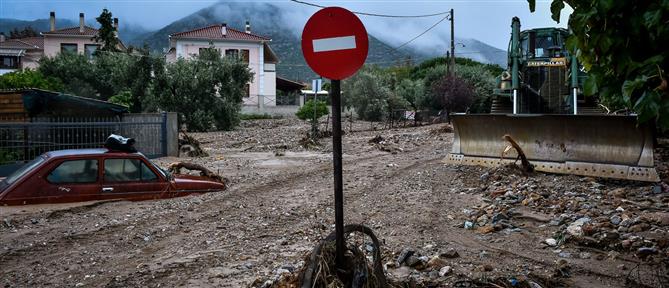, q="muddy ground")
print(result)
[1,118,668,287]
